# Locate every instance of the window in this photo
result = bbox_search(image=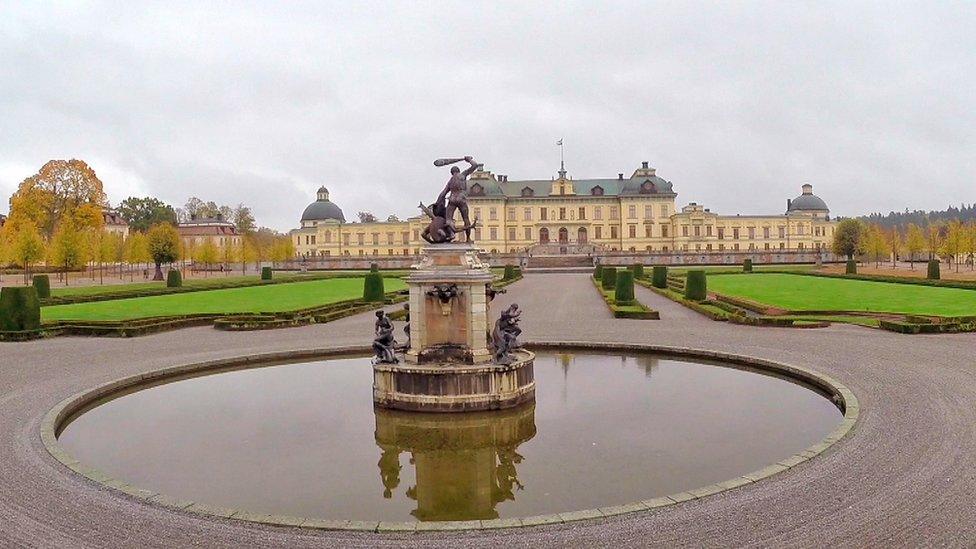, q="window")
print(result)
[682,226,689,237]
[311,235,316,245]
[644,204,653,219]
[507,208,516,221]
[343,234,350,246]
[660,205,668,217]
[508,227,516,241]
[489,208,497,221]
[595,226,602,239]
[764,243,770,250]
[357,233,364,245]
[719,244,725,251]
[403,248,409,255]
[694,226,700,237]
[594,206,603,220]
[324,230,331,243]
[369,233,377,245]
[489,227,497,240]
[748,227,755,239]
[706,244,712,251]
[610,226,618,239]
[413,229,419,240]
[524,227,532,240]
[779,242,785,249]
[559,207,566,220]
[662,245,669,252]
[718,227,725,240]
[474,228,483,240]
[372,249,378,255]
[732,228,740,240]
[474,207,482,220]
[386,232,394,244]
[387,248,393,255]
[629,225,636,238]
[523,208,532,221]
[797,225,805,236]
[661,225,669,238]
[628,205,637,219]
[541,208,548,221]
[610,206,619,220]
[645,225,652,238]
[763,227,770,239]
[778,227,785,239]
[579,207,586,220]
[733,243,739,251]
